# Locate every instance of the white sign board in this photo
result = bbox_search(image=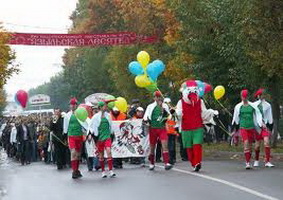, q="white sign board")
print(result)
[29,94,51,105]
[111,119,150,158]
